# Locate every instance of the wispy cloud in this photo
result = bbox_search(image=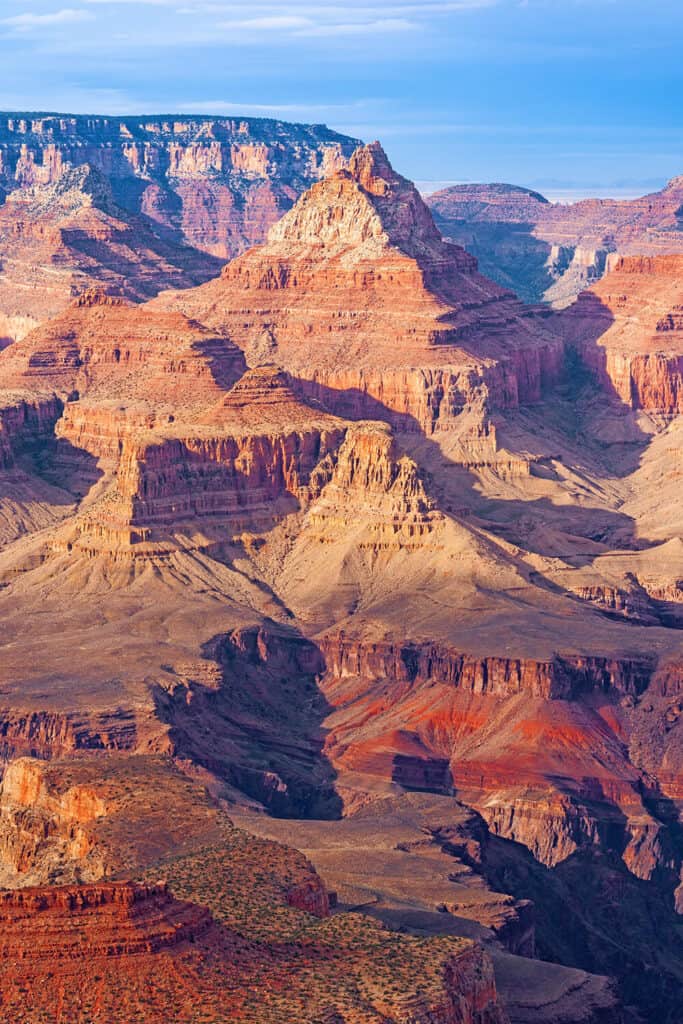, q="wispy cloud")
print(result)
[2,8,94,30]
[83,0,496,7]
[293,18,415,37]
[216,13,417,36]
[178,97,376,117]
[217,15,313,30]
